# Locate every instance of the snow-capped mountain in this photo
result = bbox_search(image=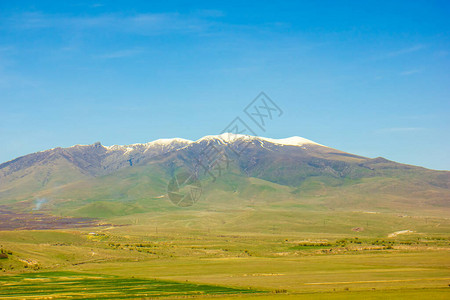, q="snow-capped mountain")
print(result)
[195,133,322,147]
[0,133,325,179]
[0,133,448,214]
[0,133,323,182]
